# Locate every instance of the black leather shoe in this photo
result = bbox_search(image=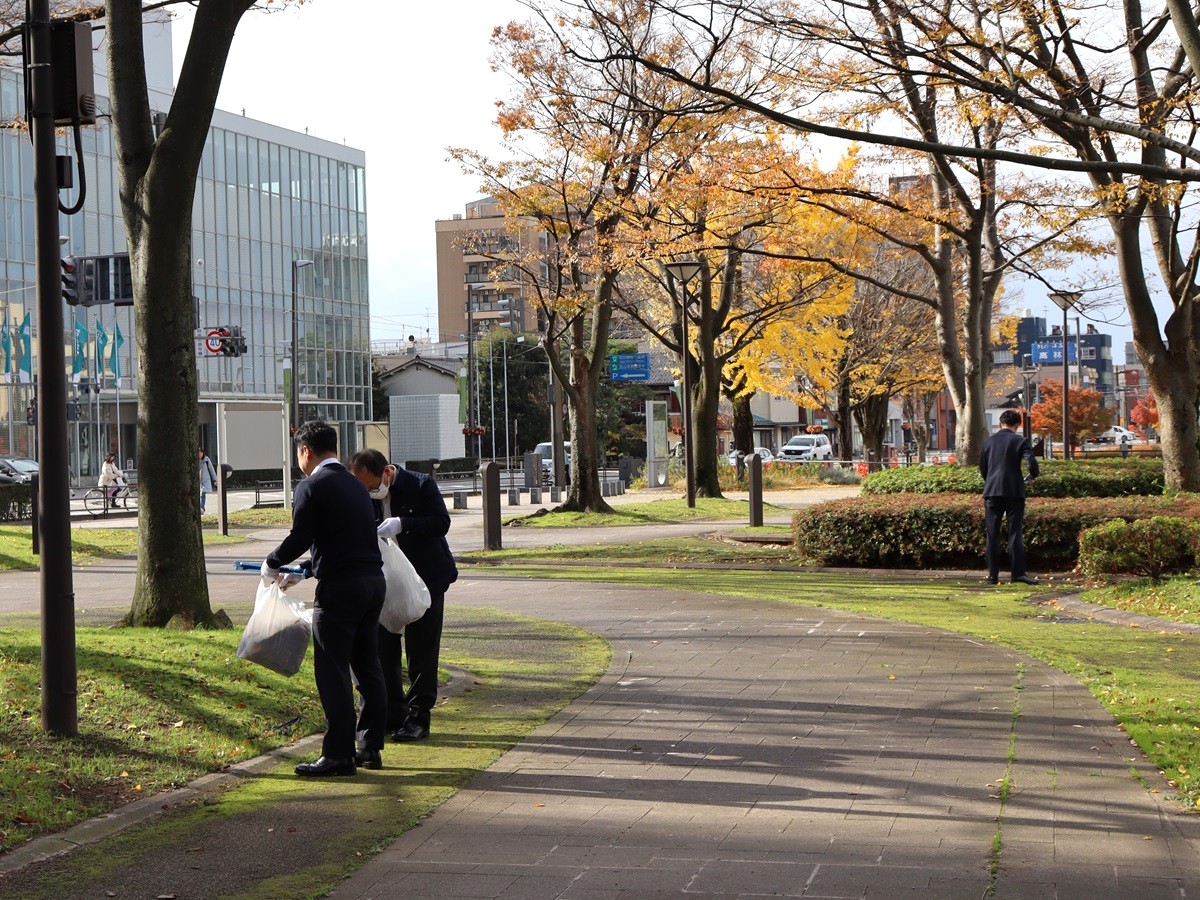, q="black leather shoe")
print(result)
[987,576,999,585]
[1011,575,1040,585]
[355,748,383,770]
[390,721,429,742]
[295,756,356,777]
